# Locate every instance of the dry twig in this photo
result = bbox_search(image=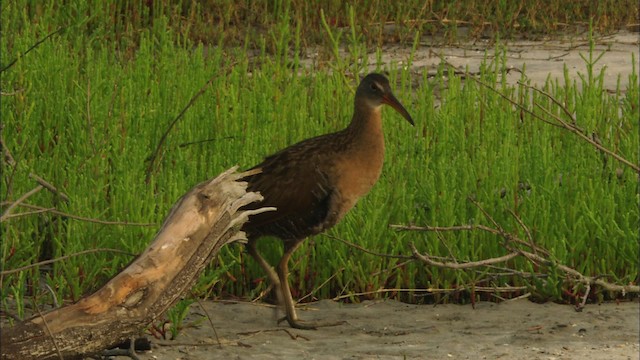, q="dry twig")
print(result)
[323,234,413,259]
[0,248,136,276]
[393,200,639,297]
[409,243,519,269]
[28,173,69,203]
[467,75,639,173]
[0,186,43,222]
[145,64,237,183]
[0,202,156,226]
